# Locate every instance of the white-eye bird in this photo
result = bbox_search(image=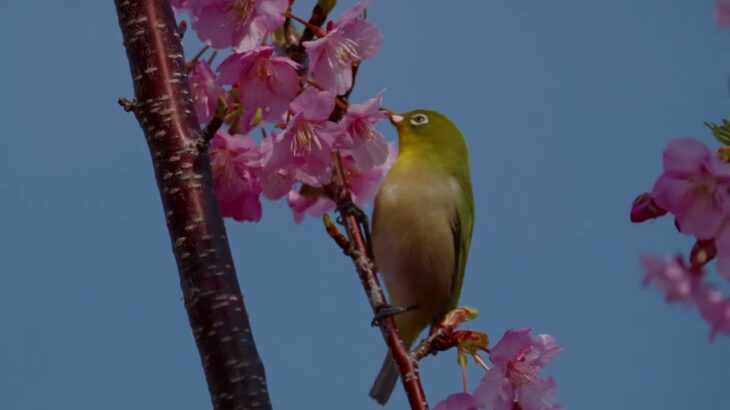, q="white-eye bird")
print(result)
[369,110,474,405]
